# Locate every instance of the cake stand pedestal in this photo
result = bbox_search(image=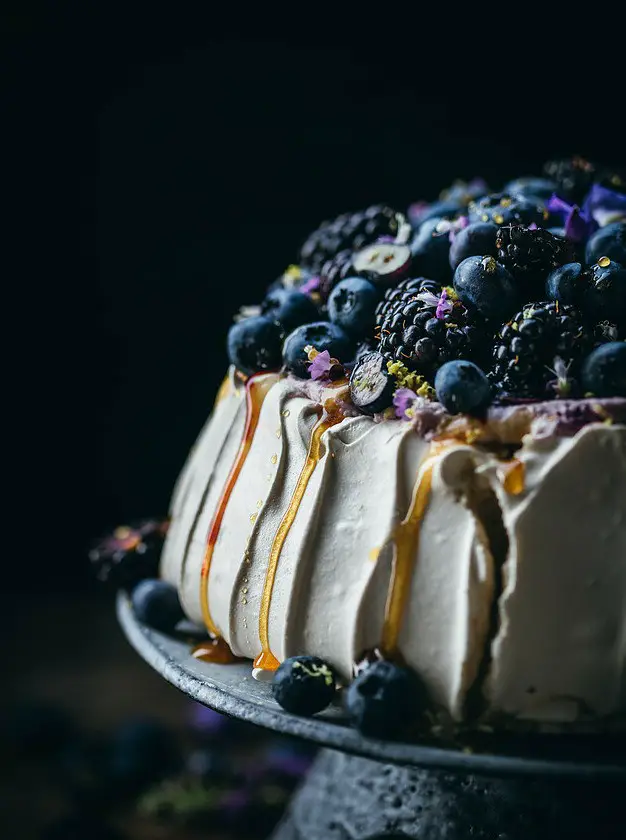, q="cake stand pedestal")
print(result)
[117,594,626,839]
